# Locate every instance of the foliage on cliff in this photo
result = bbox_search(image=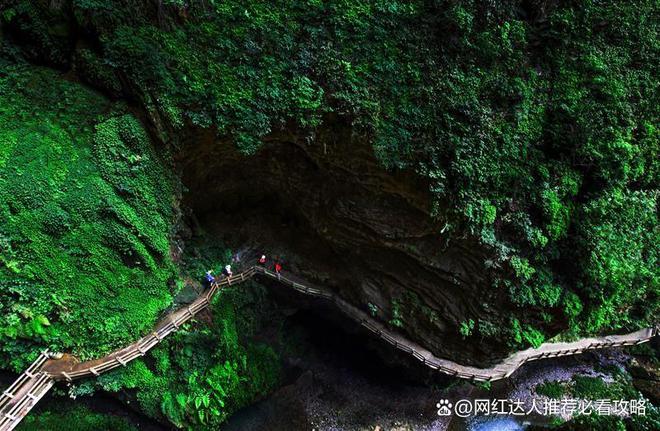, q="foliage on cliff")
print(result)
[69,243,281,428]
[20,405,137,431]
[0,65,177,368]
[1,0,658,346]
[0,63,278,427]
[0,1,657,428]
